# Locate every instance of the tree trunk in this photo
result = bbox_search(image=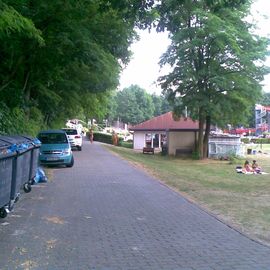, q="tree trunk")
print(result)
[203,115,211,159]
[23,71,31,120]
[197,109,205,160]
